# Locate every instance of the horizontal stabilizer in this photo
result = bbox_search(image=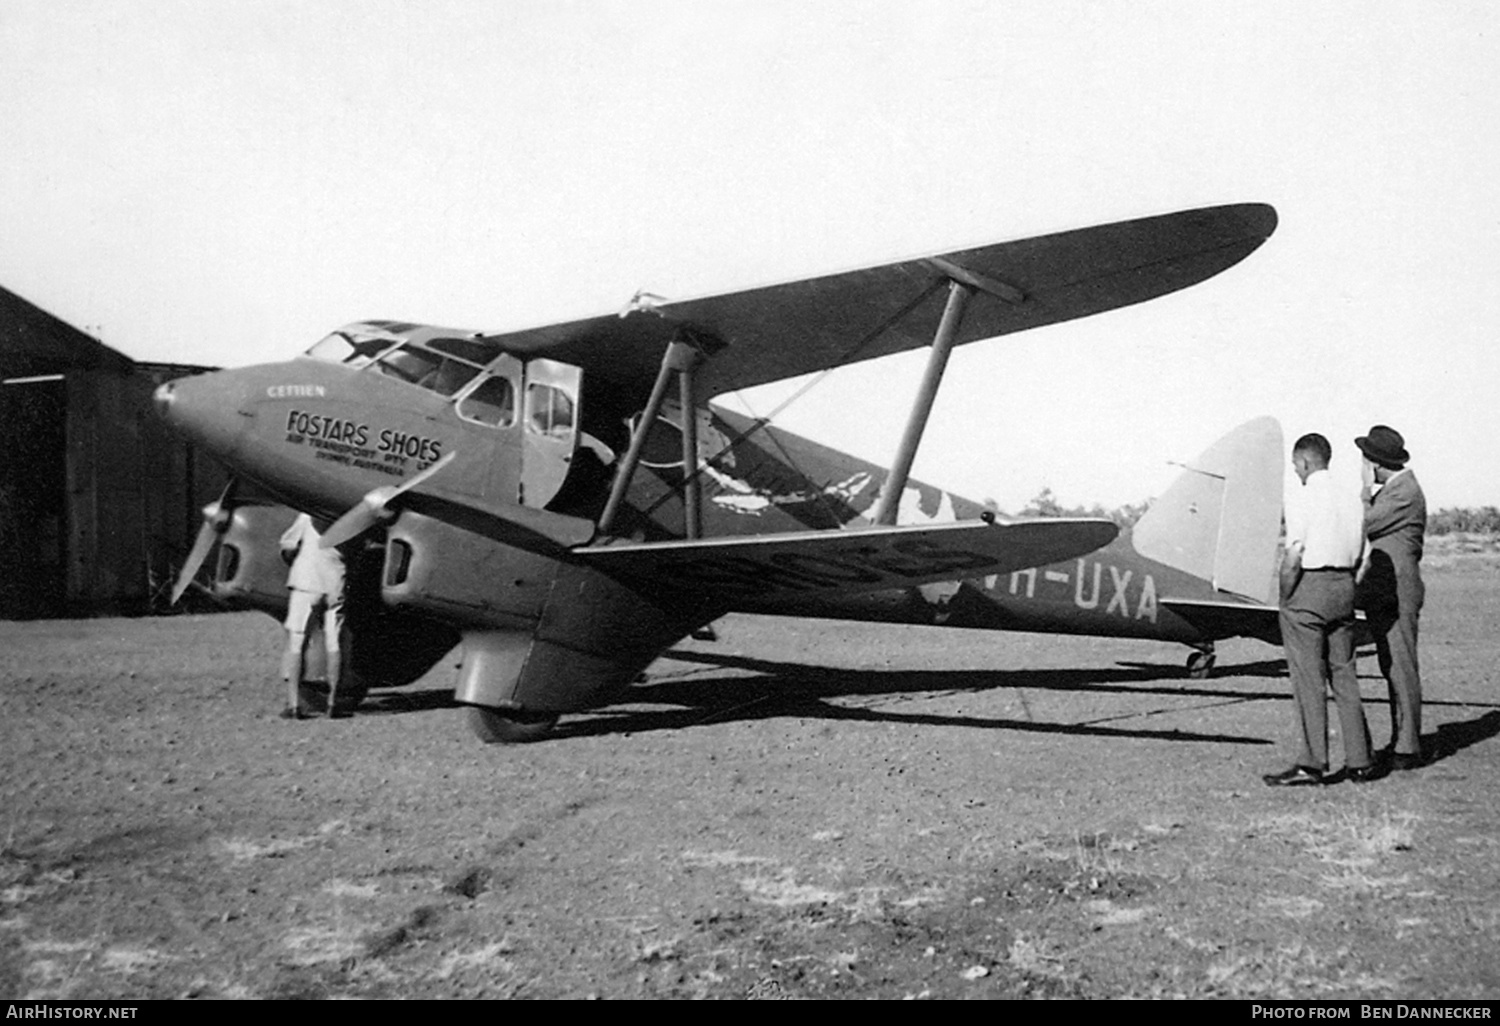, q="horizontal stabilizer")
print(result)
[577,518,1117,609]
[1160,598,1280,645]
